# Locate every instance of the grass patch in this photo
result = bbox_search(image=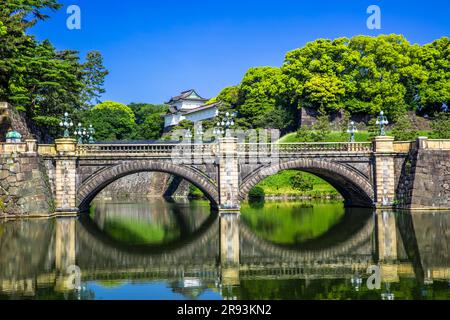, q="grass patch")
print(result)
[189,185,206,199]
[252,170,340,198]
[102,217,179,245]
[278,130,433,143]
[241,201,345,245]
